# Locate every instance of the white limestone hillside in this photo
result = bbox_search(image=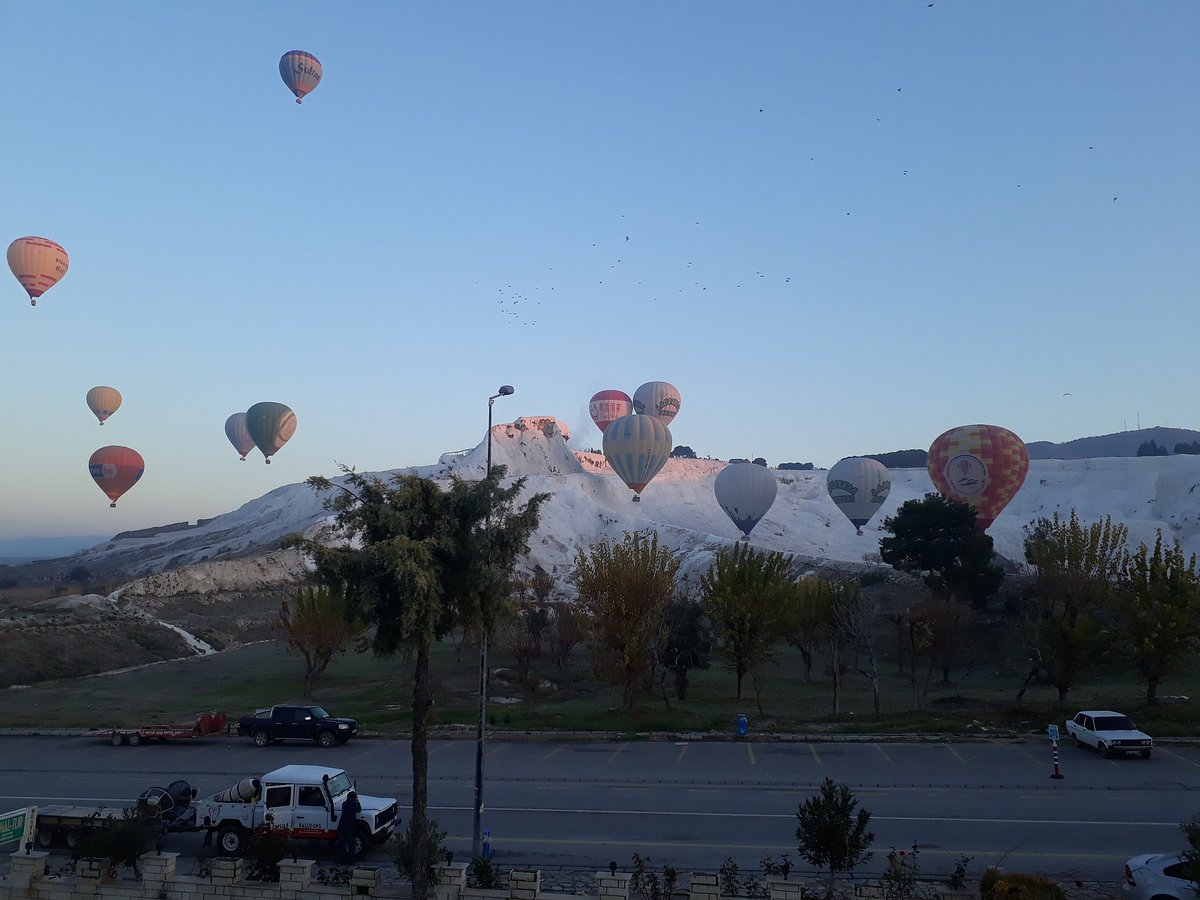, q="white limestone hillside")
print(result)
[57,417,1200,586]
